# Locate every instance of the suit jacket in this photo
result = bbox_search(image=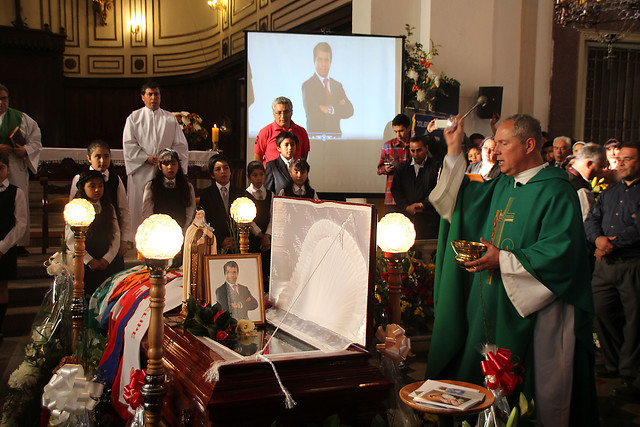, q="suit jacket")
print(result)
[198,183,244,246]
[215,282,258,320]
[265,157,292,195]
[391,158,441,239]
[301,75,353,134]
